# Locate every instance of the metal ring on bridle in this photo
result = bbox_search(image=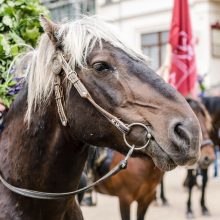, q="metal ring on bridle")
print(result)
[123,122,152,150]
